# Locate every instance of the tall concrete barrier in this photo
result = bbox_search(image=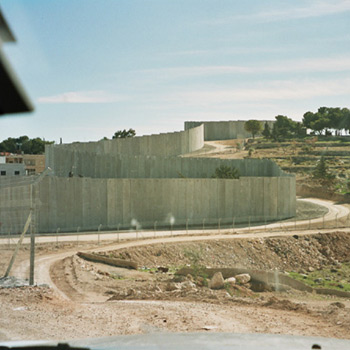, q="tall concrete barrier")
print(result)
[46,124,204,170]
[47,152,291,179]
[13,121,296,235]
[31,176,295,233]
[184,120,274,141]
